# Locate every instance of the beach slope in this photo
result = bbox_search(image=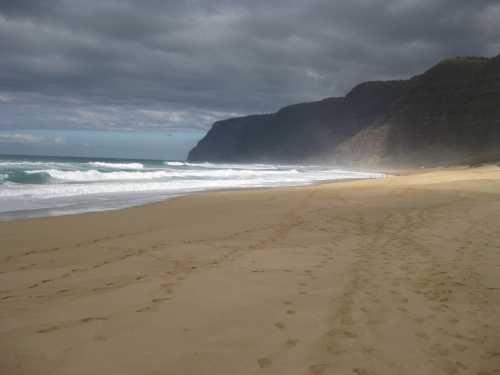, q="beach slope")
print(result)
[1,167,499,374]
